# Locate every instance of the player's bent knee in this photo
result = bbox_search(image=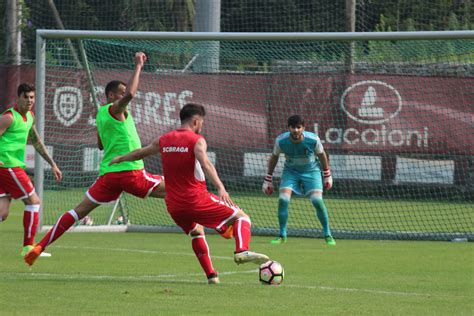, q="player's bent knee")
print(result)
[310,196,326,211]
[279,192,291,202]
[189,224,204,237]
[234,215,251,225]
[309,190,323,200]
